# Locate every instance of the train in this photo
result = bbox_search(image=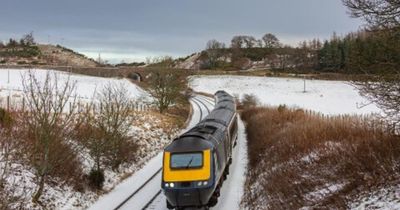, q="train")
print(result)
[161,91,238,209]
